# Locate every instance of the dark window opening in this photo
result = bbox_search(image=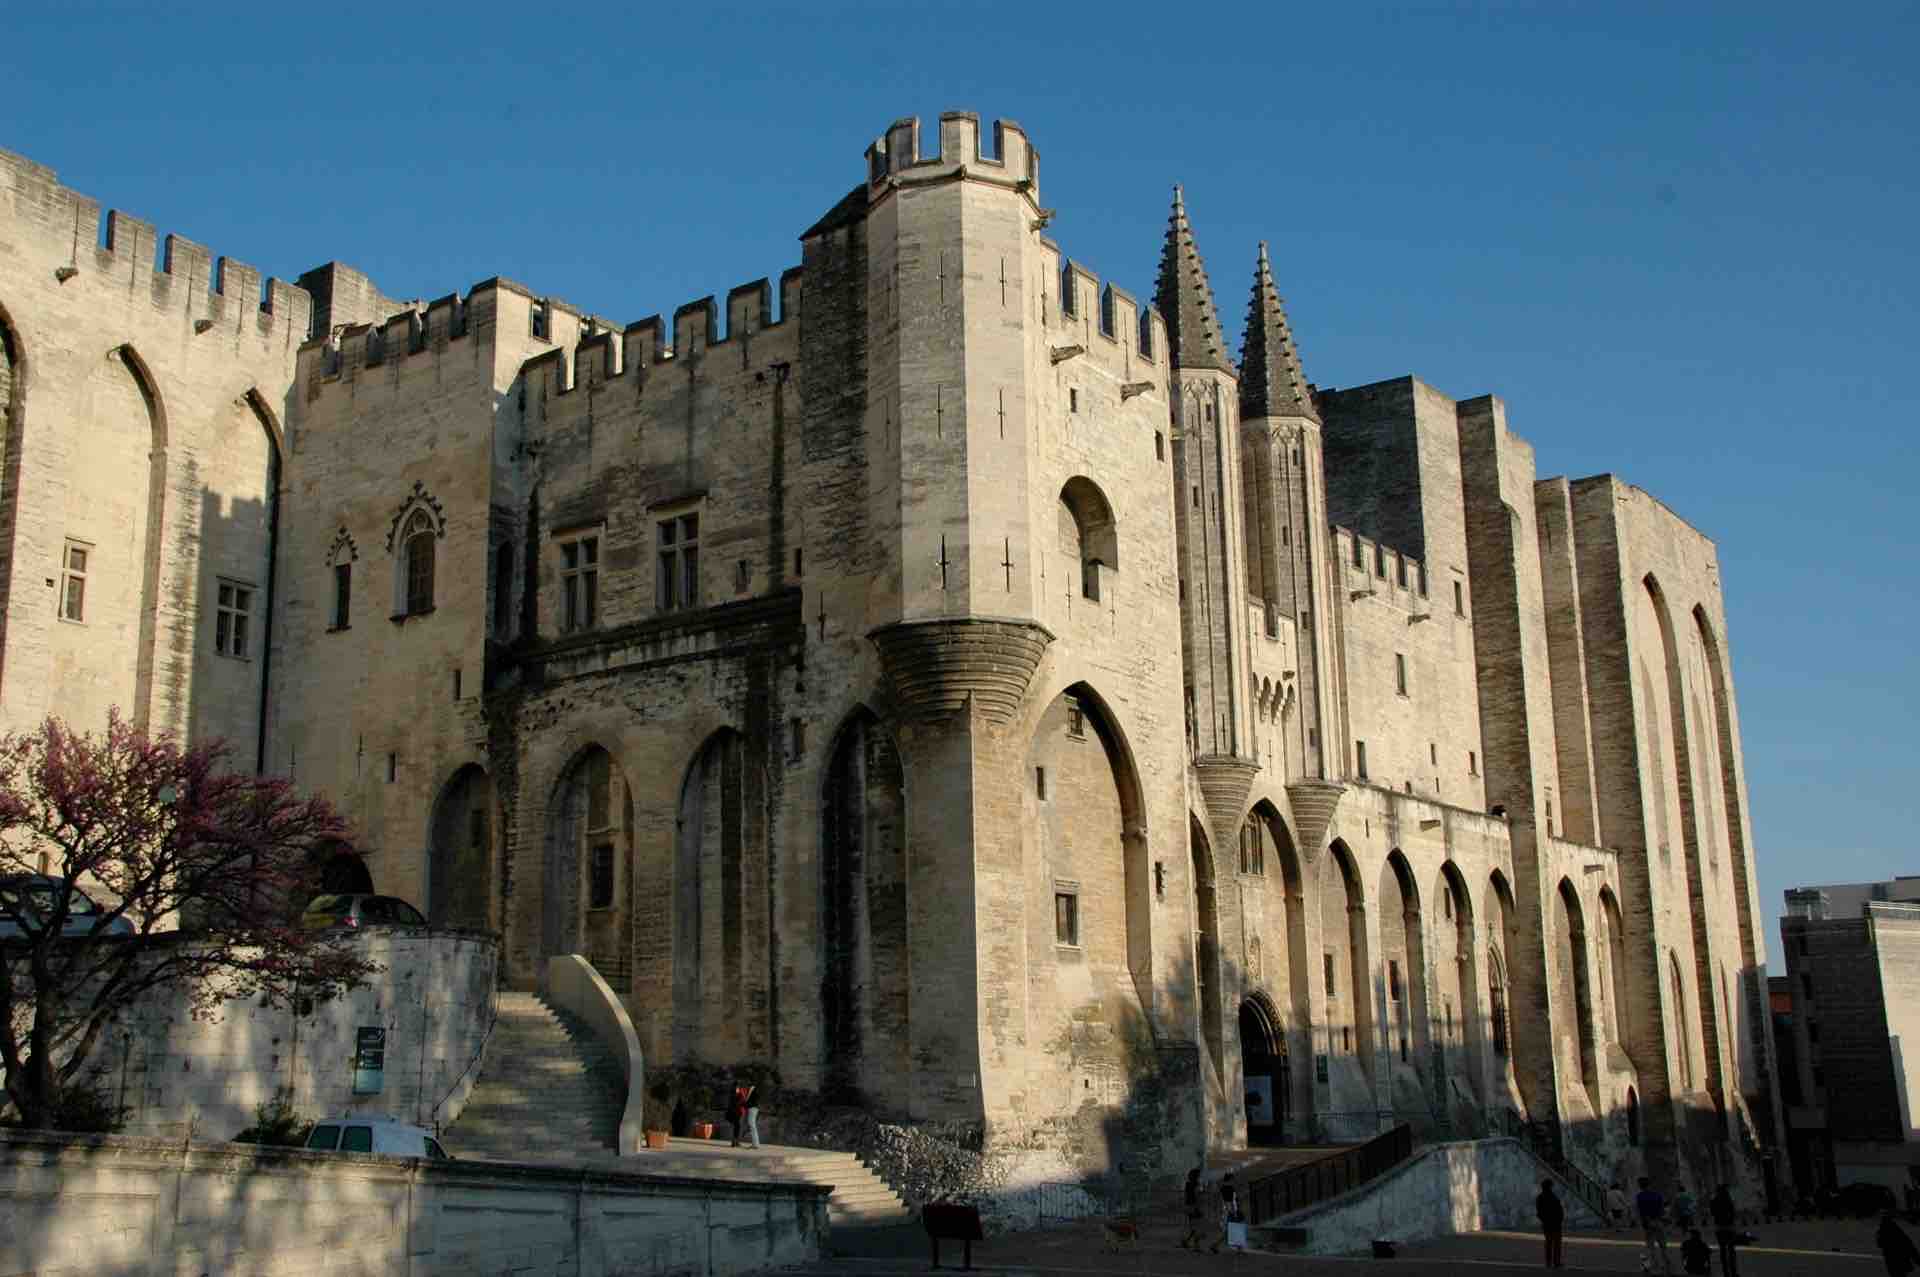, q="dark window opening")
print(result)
[1054,891,1079,946]
[404,510,436,615]
[656,513,700,611]
[333,562,352,630]
[561,535,599,631]
[589,842,614,909]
